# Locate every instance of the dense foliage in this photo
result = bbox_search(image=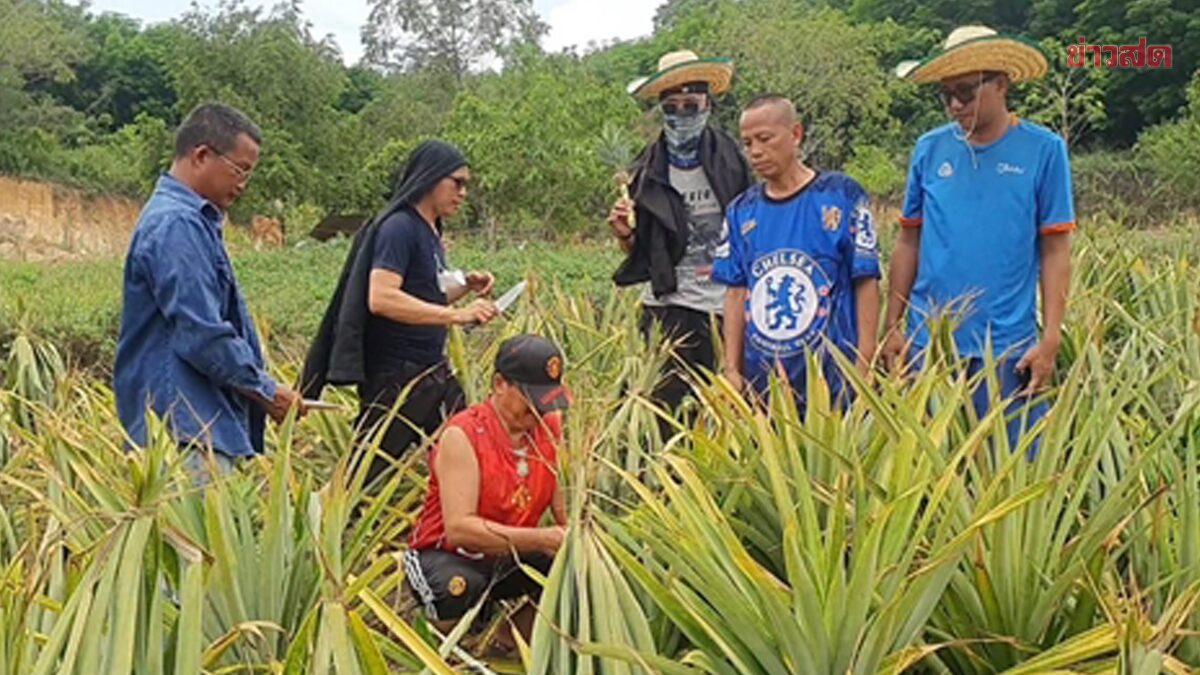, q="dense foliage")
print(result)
[0,0,1197,233]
